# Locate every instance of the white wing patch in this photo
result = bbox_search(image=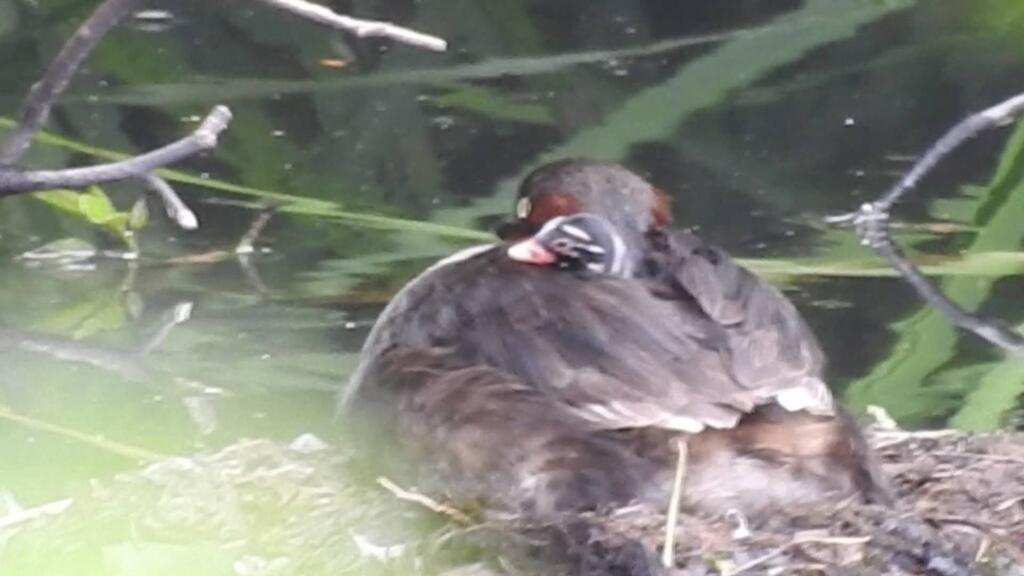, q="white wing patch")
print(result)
[662,416,706,433]
[774,377,834,415]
